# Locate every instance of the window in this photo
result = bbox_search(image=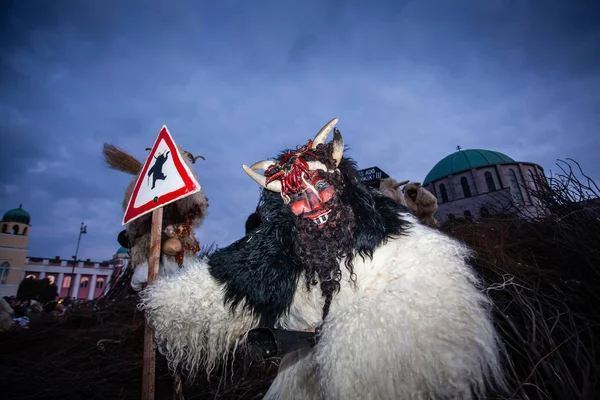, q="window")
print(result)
[96,278,104,289]
[480,207,490,217]
[12,225,19,235]
[464,210,472,221]
[26,274,36,279]
[80,278,89,288]
[485,171,496,192]
[460,177,472,198]
[47,275,56,285]
[0,262,9,284]
[527,170,538,190]
[22,227,28,236]
[63,276,72,288]
[1,224,6,234]
[509,169,524,204]
[439,183,449,203]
